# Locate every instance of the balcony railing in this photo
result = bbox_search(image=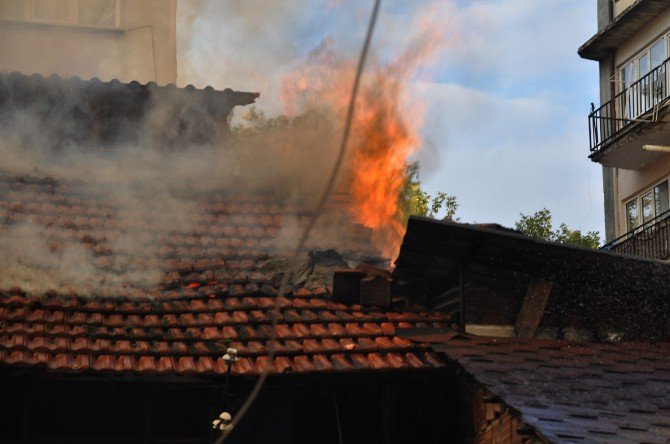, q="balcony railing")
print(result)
[589,56,670,154]
[602,208,670,260]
